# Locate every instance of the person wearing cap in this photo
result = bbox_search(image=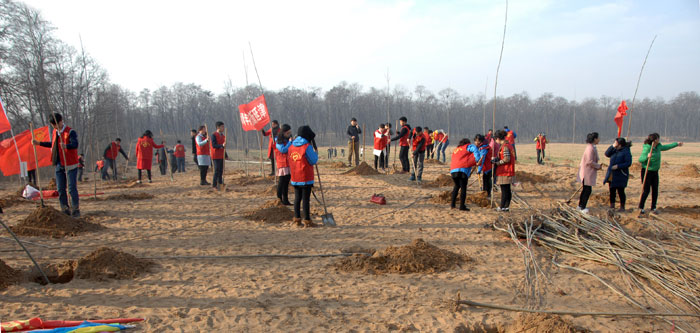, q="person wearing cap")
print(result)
[262,120,280,176]
[346,117,362,167]
[102,138,128,180]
